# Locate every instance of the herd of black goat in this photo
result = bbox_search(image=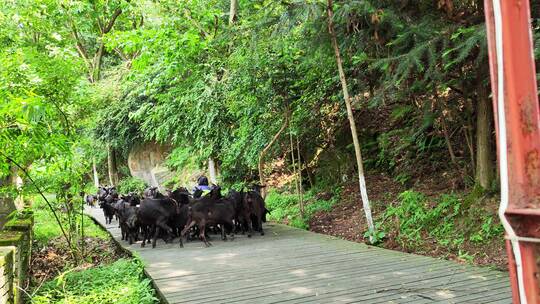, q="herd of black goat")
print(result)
[85,185,268,248]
